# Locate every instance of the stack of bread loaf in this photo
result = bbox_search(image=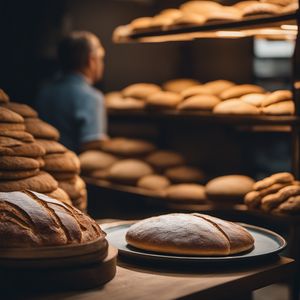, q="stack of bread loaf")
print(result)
[244,172,300,214]
[79,137,207,203]
[0,90,71,203]
[0,89,87,211]
[114,0,298,41]
[105,80,294,116]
